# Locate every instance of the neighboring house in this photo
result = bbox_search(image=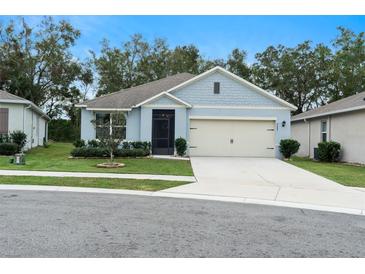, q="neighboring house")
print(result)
[291,91,365,164]
[77,66,296,158]
[0,90,50,150]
